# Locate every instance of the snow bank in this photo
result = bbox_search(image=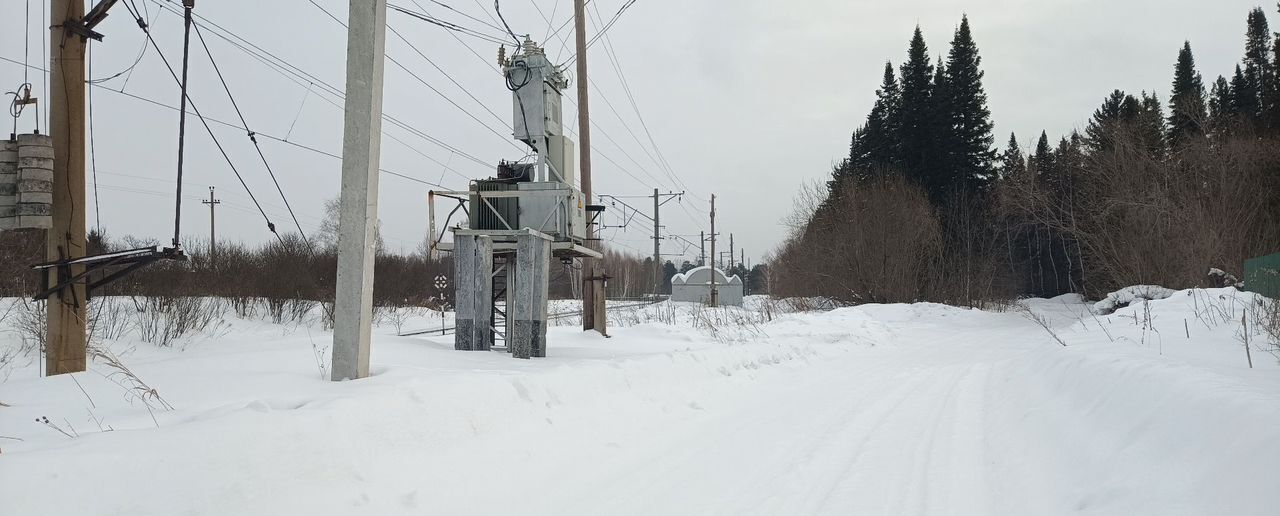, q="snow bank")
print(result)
[1092,284,1176,314]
